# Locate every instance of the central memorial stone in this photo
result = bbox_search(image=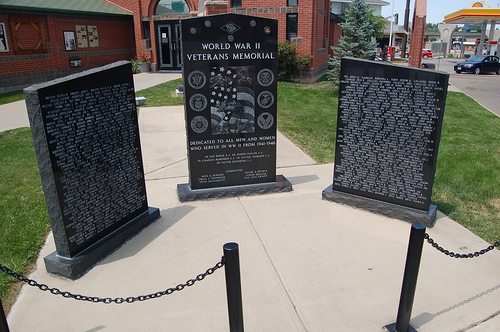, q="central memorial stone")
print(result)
[323,57,449,227]
[178,13,292,201]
